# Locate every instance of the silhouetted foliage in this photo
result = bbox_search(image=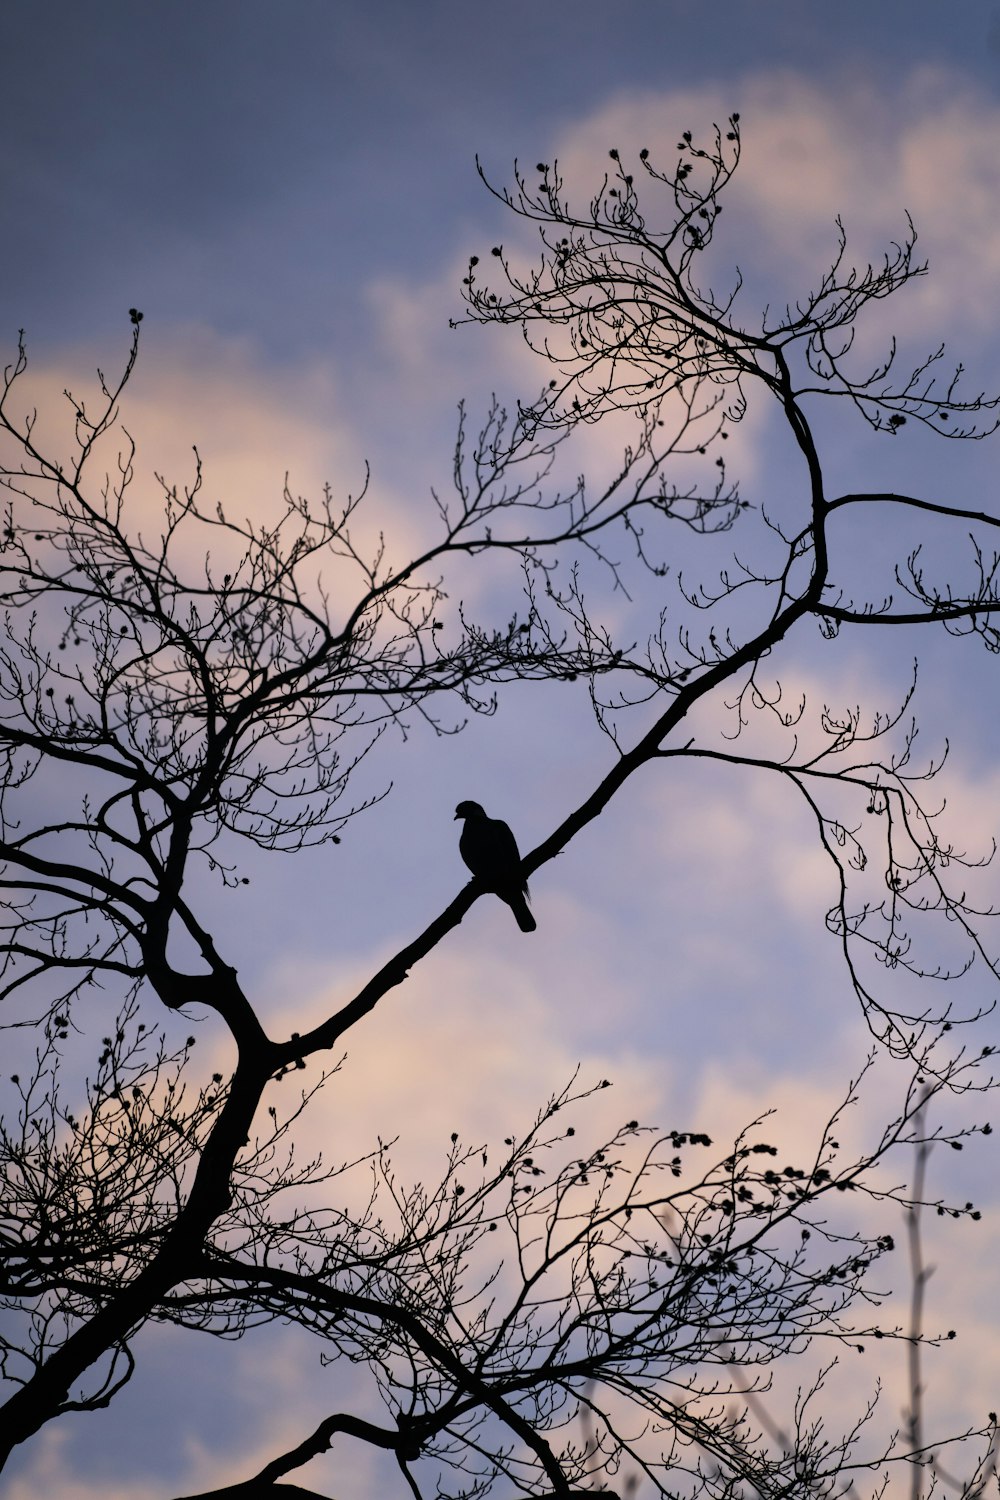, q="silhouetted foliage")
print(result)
[1,118,999,1499]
